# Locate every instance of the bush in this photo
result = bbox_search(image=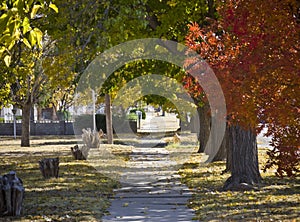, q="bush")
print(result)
[57,111,72,121]
[126,112,138,121]
[74,115,93,134]
[264,125,300,177]
[95,114,106,132]
[75,114,137,134]
[95,114,137,133]
[128,108,146,119]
